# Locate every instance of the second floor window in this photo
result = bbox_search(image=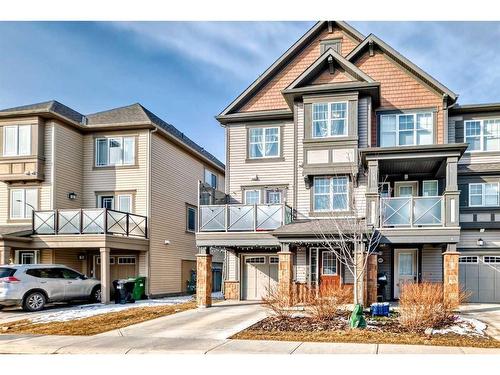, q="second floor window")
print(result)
[249,127,279,158]
[469,183,499,207]
[465,119,500,152]
[244,190,261,204]
[98,194,132,212]
[95,137,135,167]
[3,125,31,156]
[10,188,38,219]
[204,169,218,189]
[313,102,348,138]
[380,112,433,147]
[313,176,348,212]
[186,205,197,233]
